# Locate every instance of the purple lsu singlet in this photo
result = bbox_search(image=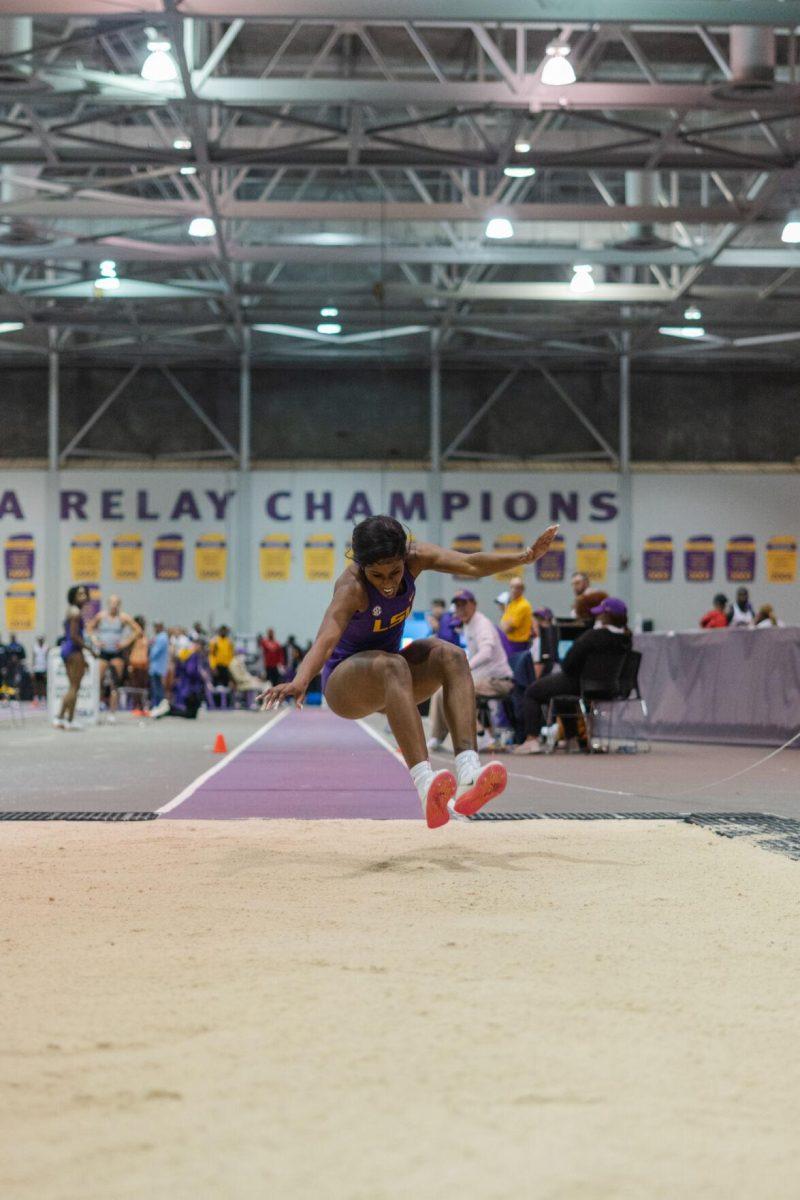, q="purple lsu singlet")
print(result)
[322,563,416,691]
[60,612,84,660]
